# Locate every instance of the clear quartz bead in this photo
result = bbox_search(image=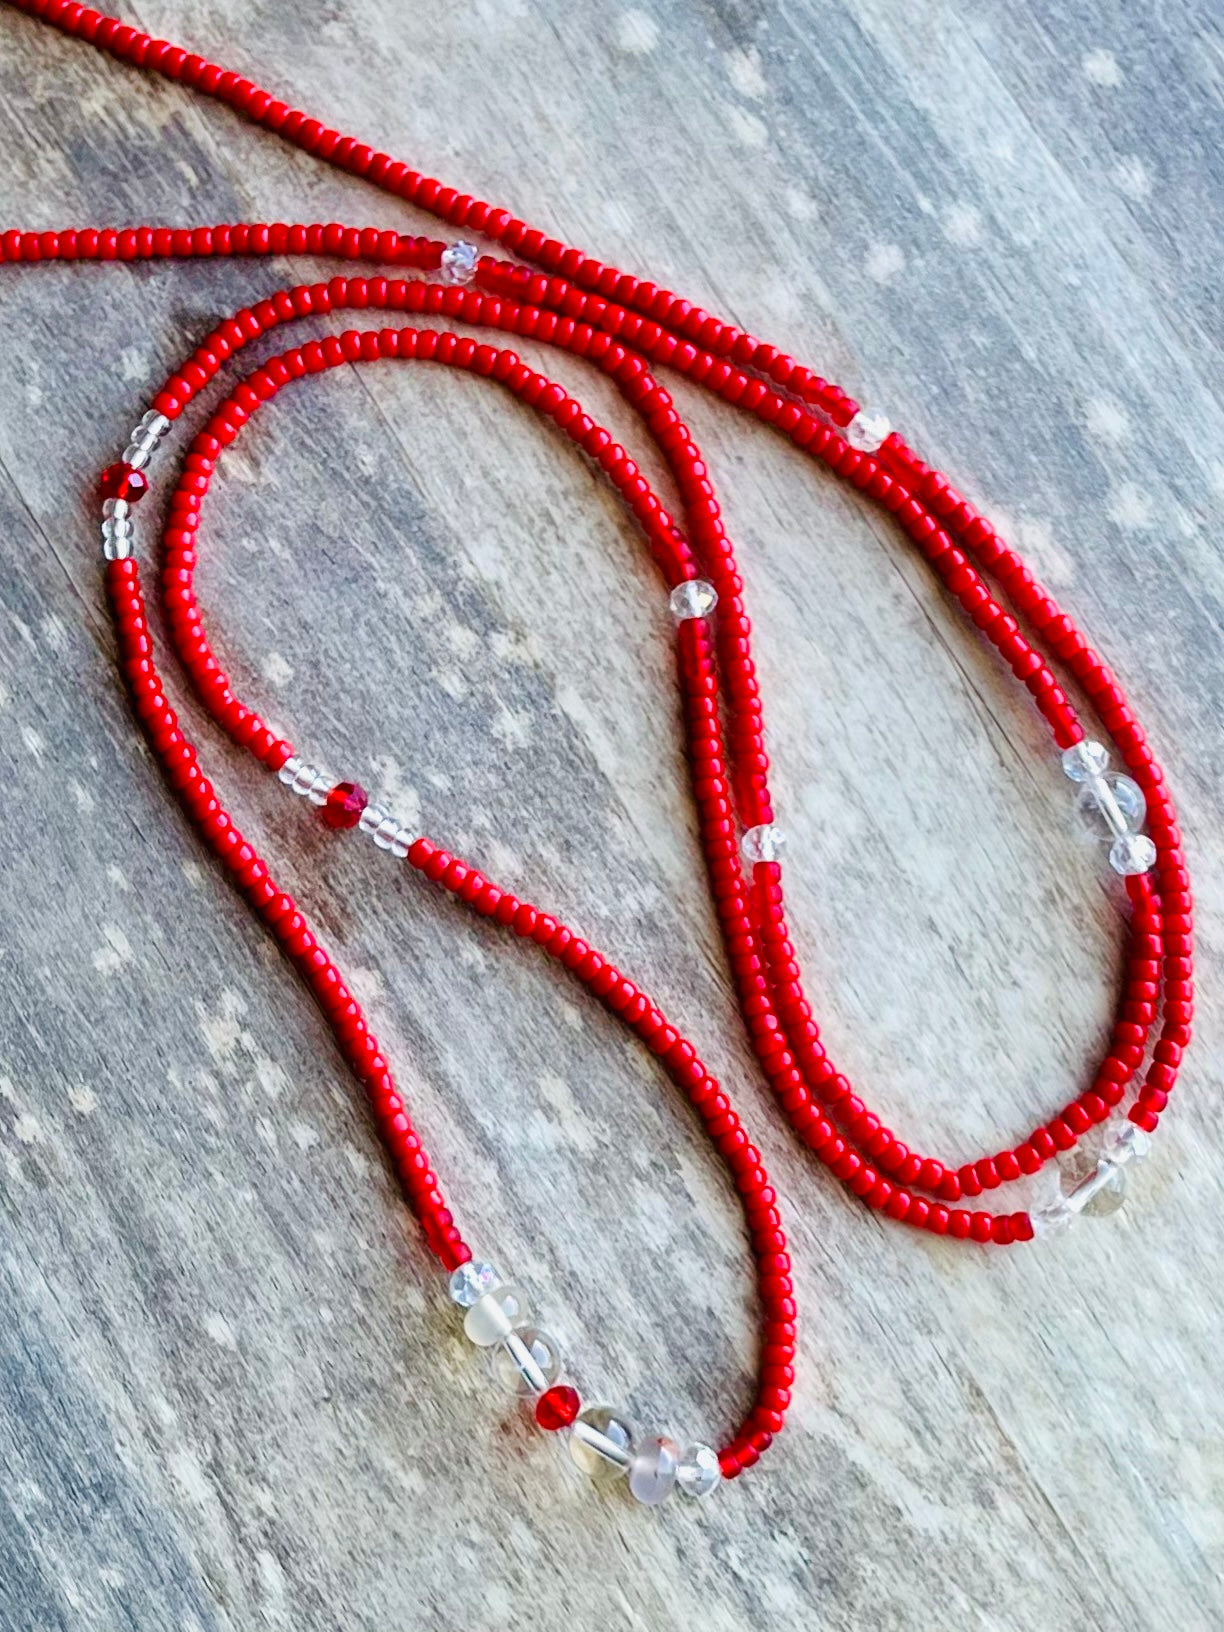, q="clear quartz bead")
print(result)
[845,408,892,453]
[448,1260,499,1306]
[489,1327,563,1395]
[1103,1120,1151,1166]
[1062,740,1110,782]
[463,1285,531,1346]
[277,755,303,786]
[741,823,787,864]
[568,1407,637,1482]
[668,578,718,622]
[358,802,389,835]
[1073,773,1146,841]
[1029,1193,1073,1237]
[676,1443,721,1498]
[627,1436,680,1505]
[1109,832,1157,876]
[440,241,479,285]
[308,770,334,806]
